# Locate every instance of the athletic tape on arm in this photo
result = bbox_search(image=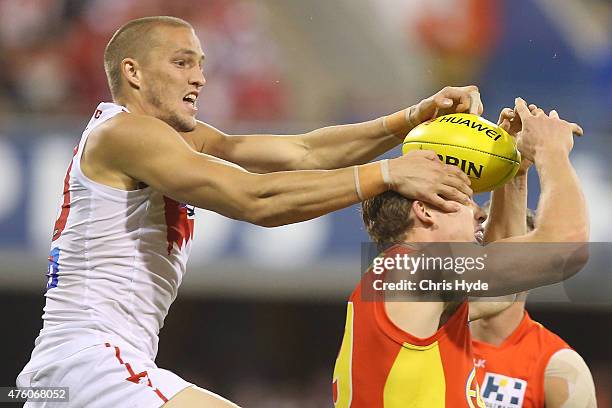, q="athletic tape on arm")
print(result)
[545,349,597,408]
